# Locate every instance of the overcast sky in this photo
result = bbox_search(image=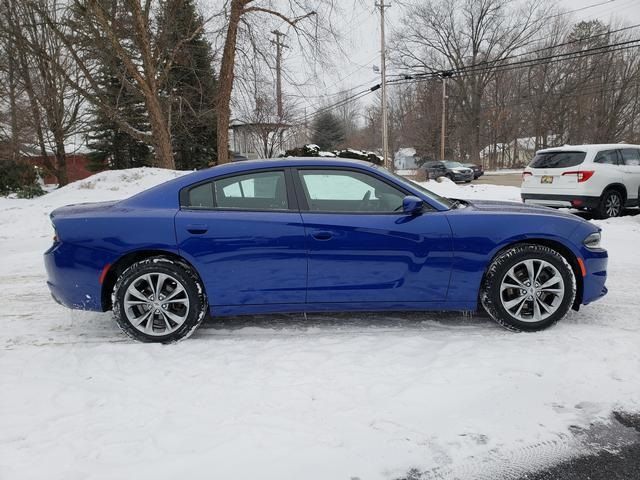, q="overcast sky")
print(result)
[279,0,640,116]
